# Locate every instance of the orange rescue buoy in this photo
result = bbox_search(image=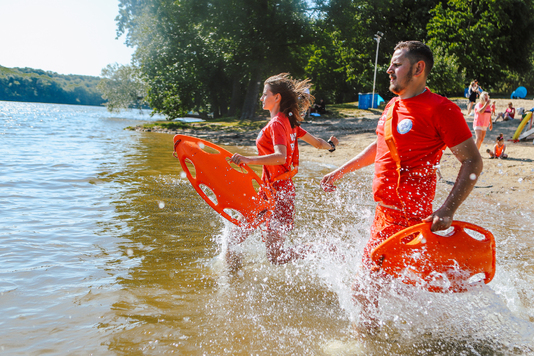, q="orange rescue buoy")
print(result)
[370,221,496,293]
[173,134,274,228]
